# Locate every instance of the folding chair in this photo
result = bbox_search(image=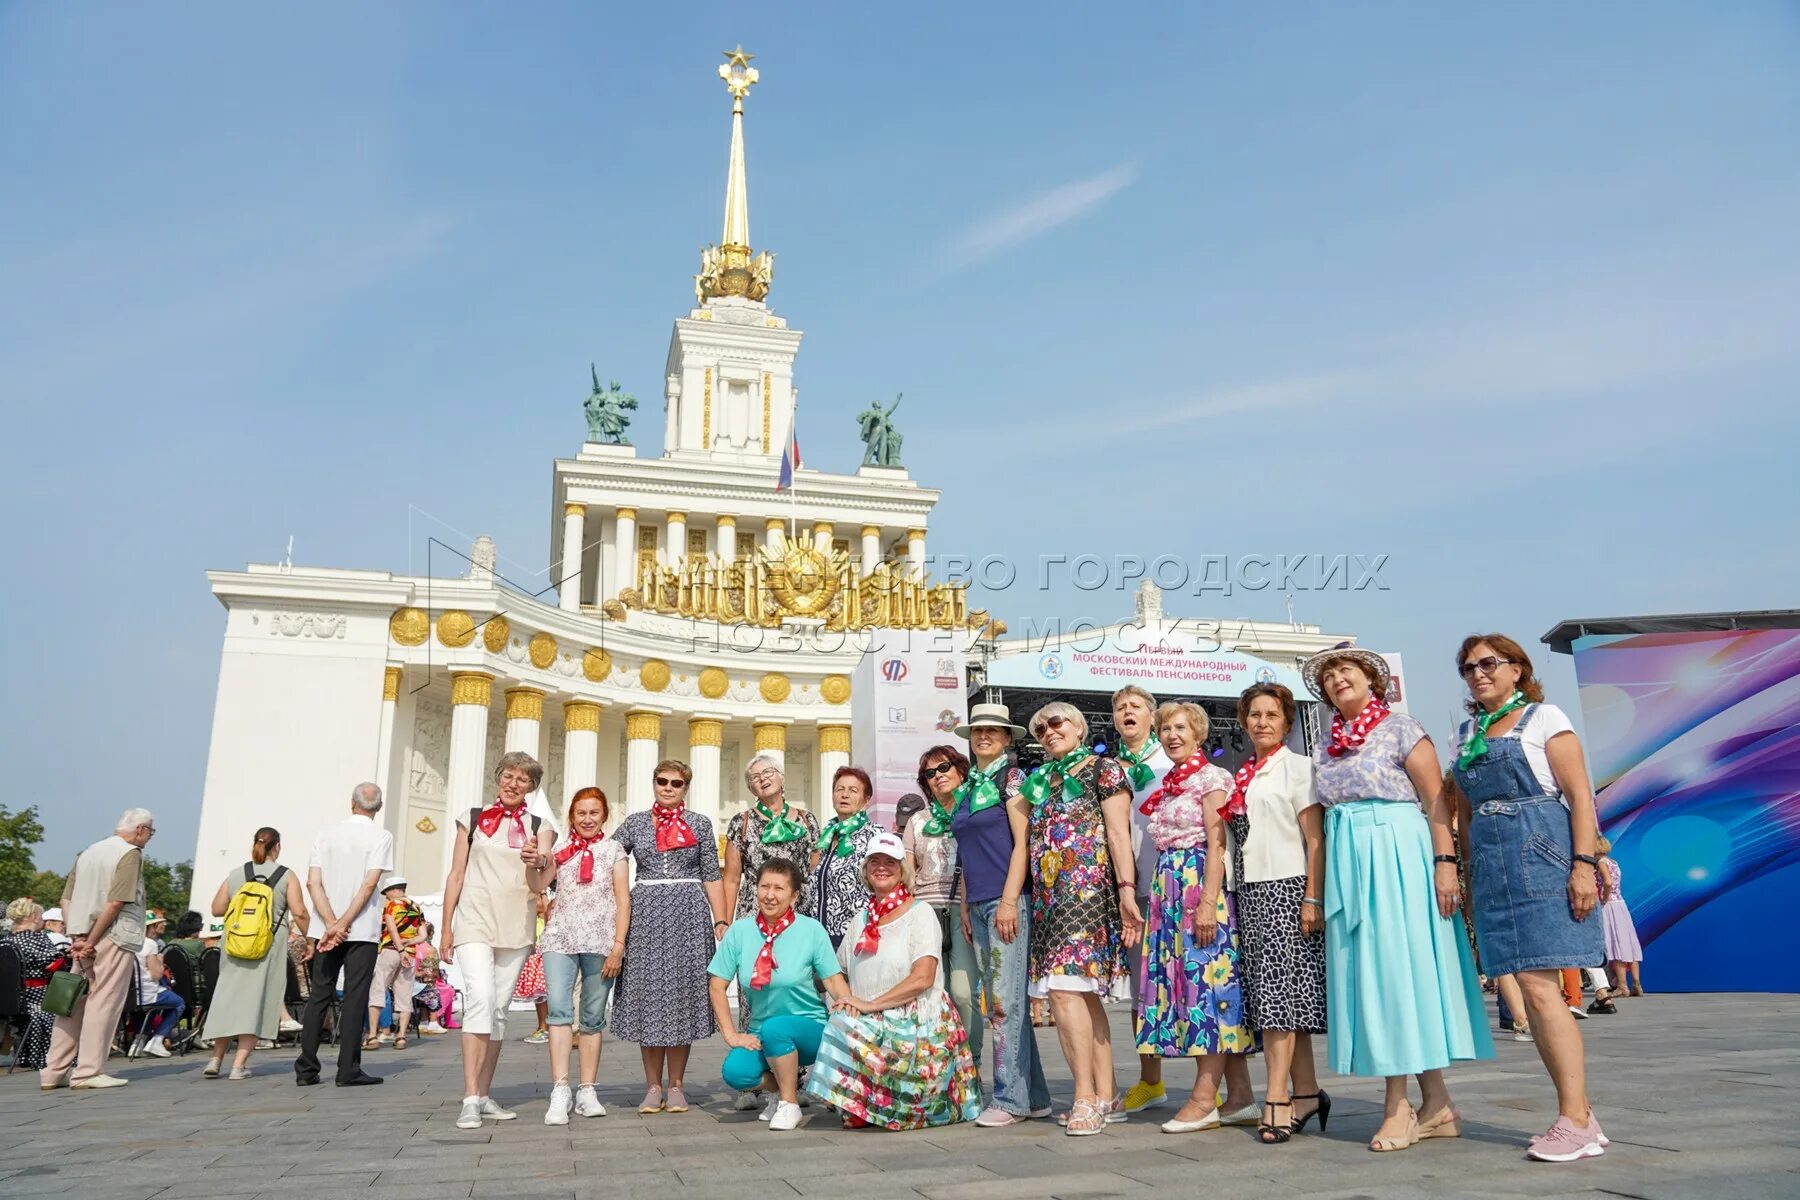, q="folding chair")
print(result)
[0,942,22,1074]
[161,945,199,1054]
[121,968,180,1059]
